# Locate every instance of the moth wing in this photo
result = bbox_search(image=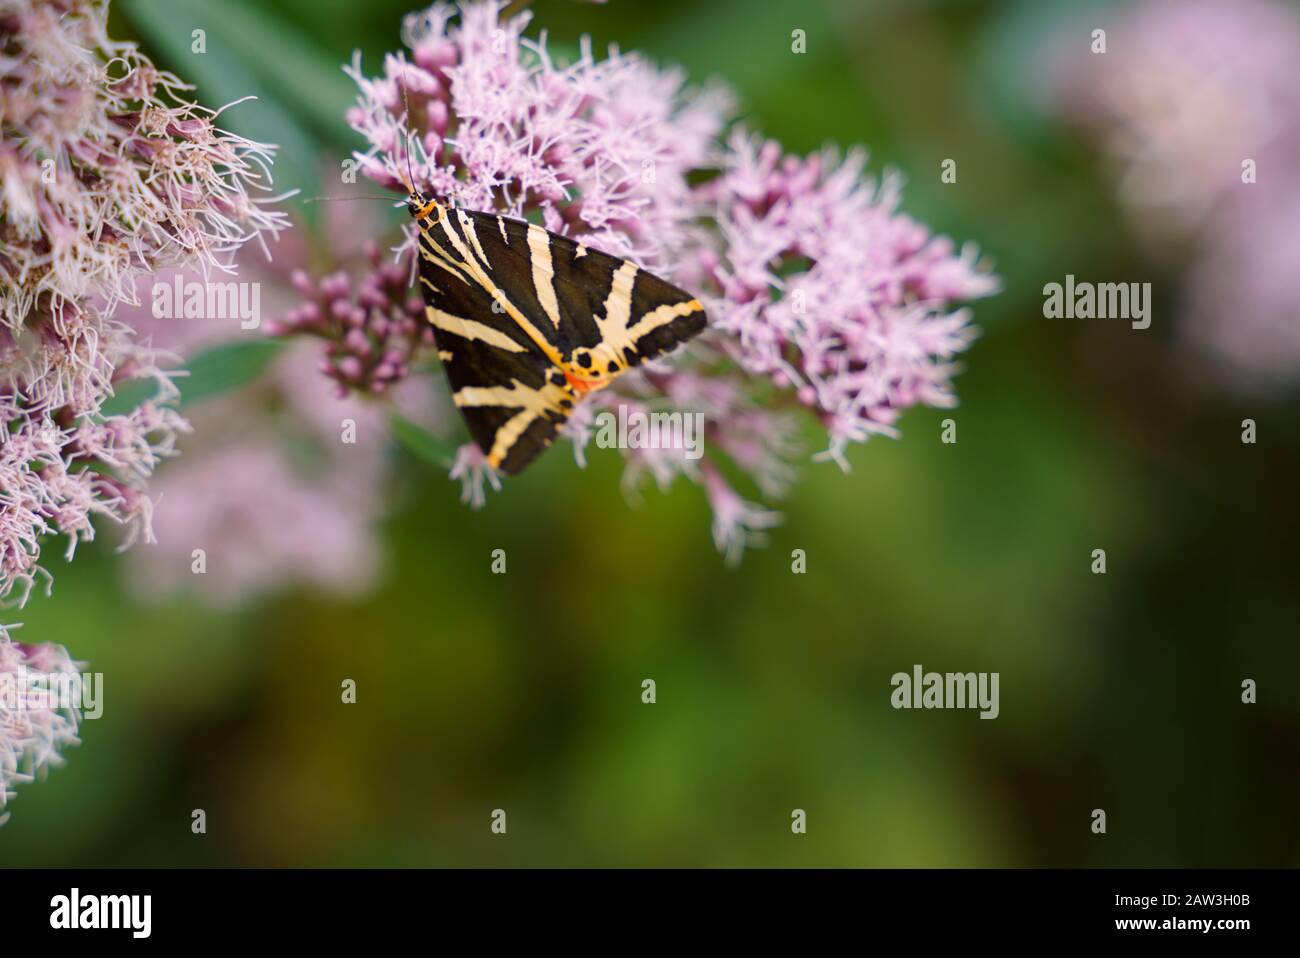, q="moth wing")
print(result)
[411,204,708,474]
[462,210,707,373]
[414,215,571,475]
